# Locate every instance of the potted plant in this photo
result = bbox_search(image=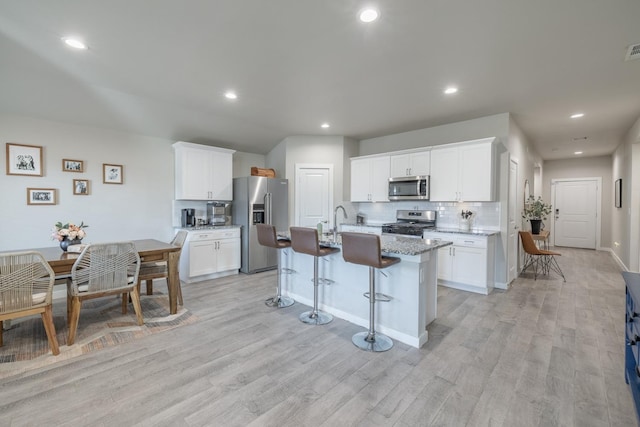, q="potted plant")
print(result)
[522,196,552,234]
